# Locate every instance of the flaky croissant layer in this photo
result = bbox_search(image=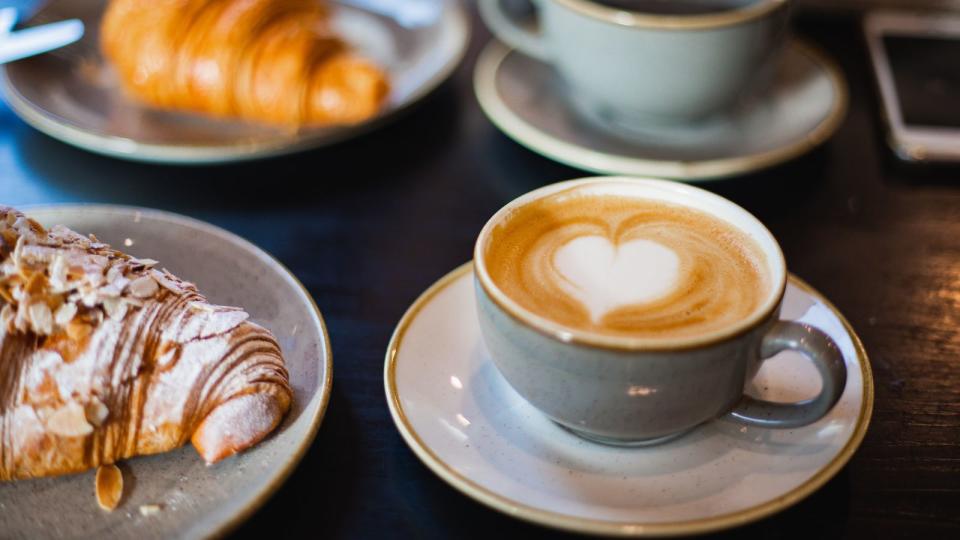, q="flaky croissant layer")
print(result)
[101,0,390,127]
[0,206,292,481]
